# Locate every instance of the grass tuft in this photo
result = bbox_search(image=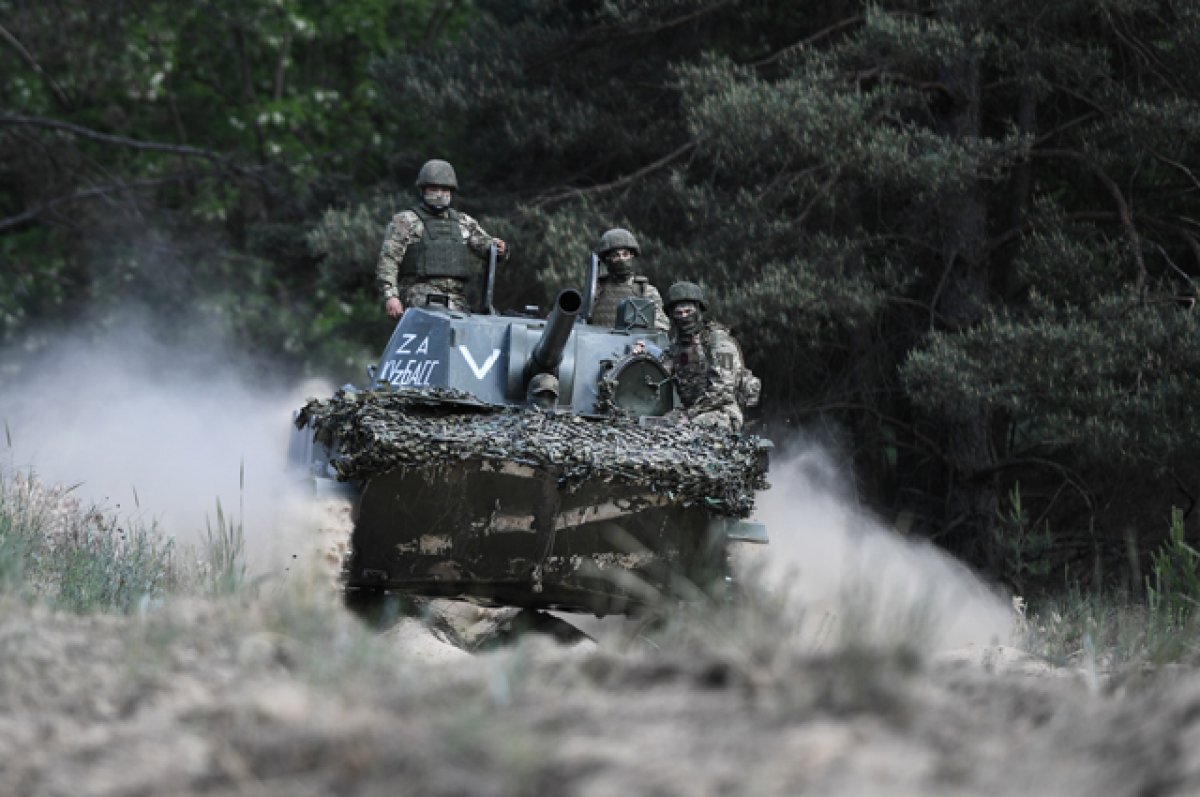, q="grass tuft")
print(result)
[1025,508,1200,669]
[203,498,247,595]
[0,467,178,613]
